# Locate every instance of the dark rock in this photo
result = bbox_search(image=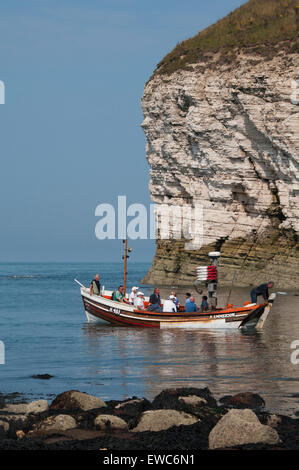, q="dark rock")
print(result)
[50,390,106,411]
[152,387,217,411]
[114,397,152,419]
[0,393,4,409]
[2,392,23,404]
[219,392,265,410]
[32,374,53,380]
